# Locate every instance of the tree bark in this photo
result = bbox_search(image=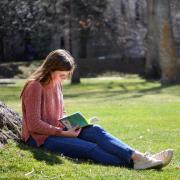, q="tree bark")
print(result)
[156,0,180,84]
[0,37,5,62]
[70,29,81,84]
[145,0,161,79]
[79,29,88,59]
[70,0,81,84]
[0,101,22,147]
